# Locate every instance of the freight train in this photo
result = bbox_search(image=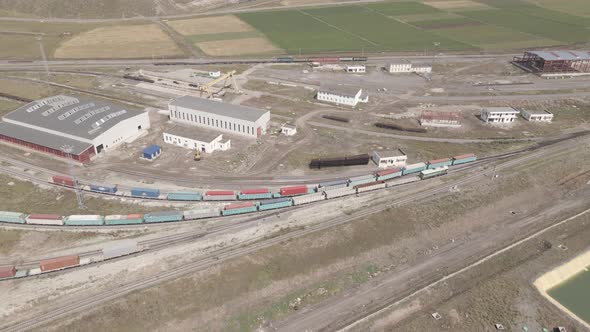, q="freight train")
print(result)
[153,56,368,66]
[0,154,477,228]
